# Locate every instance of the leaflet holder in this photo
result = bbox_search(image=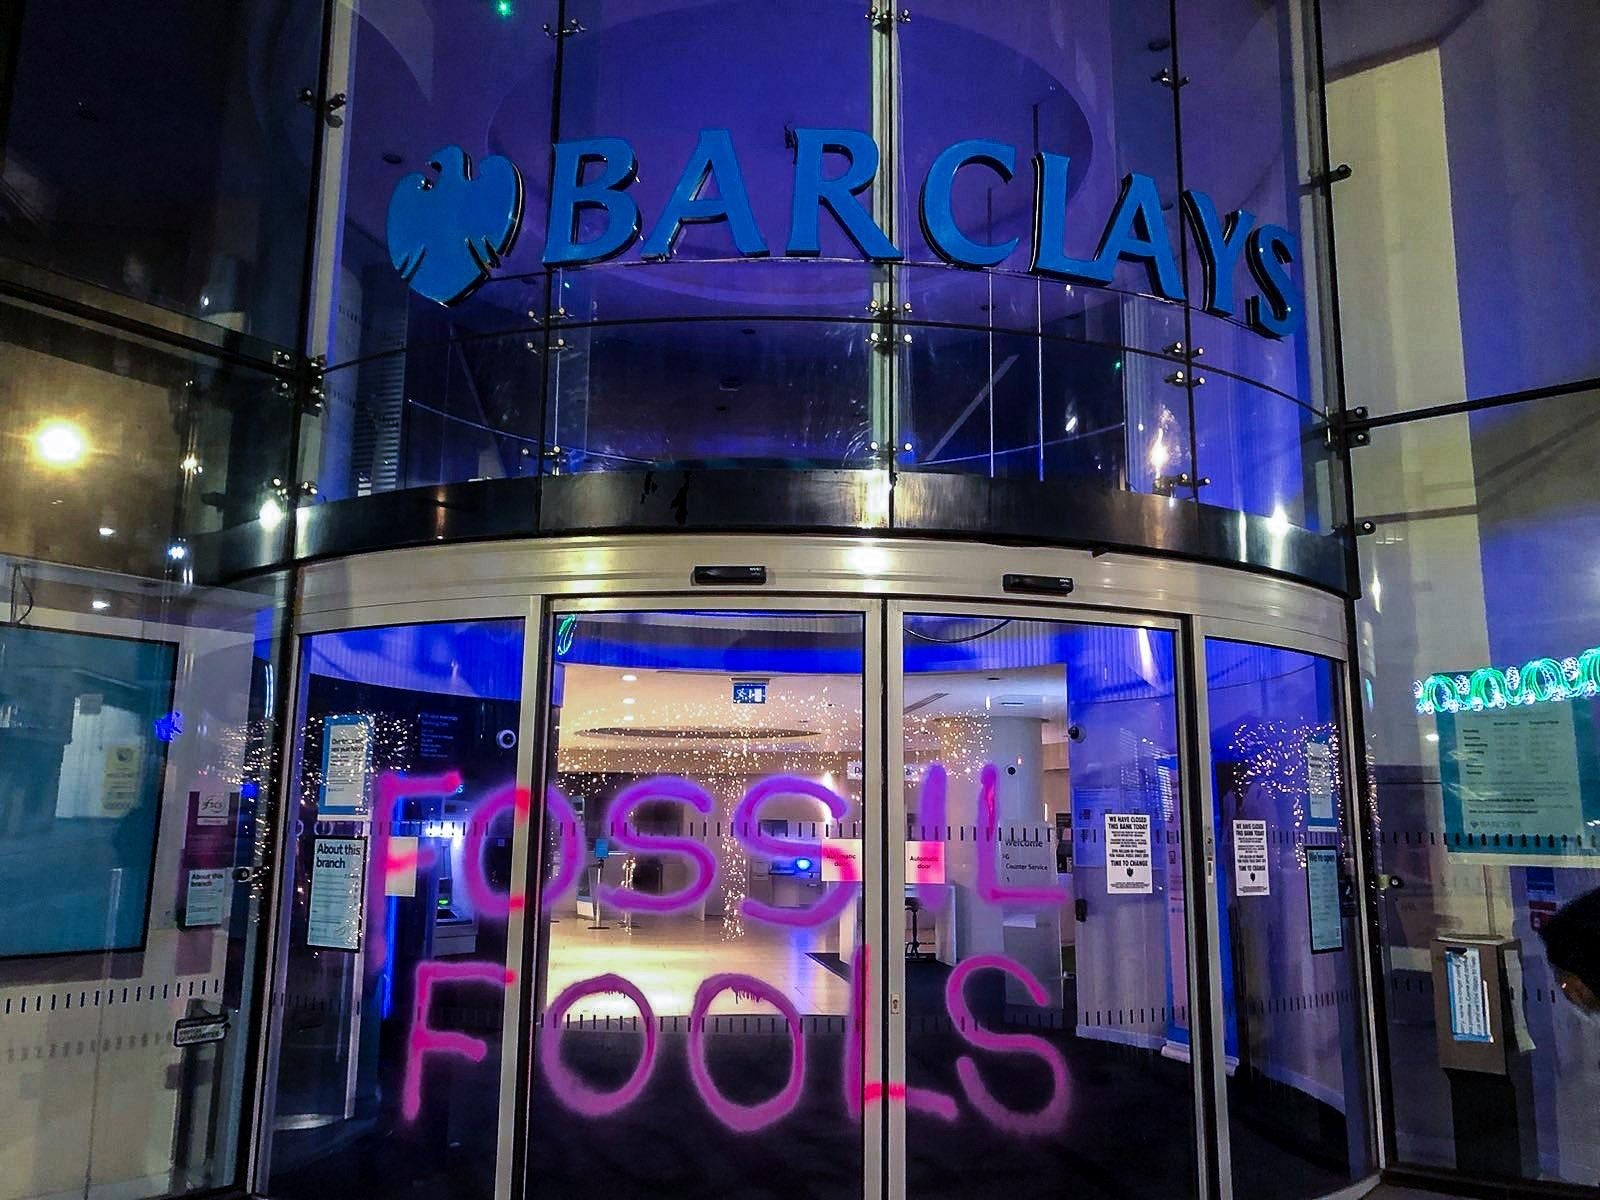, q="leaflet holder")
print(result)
[1429,935,1518,1074]
[1430,935,1538,1179]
